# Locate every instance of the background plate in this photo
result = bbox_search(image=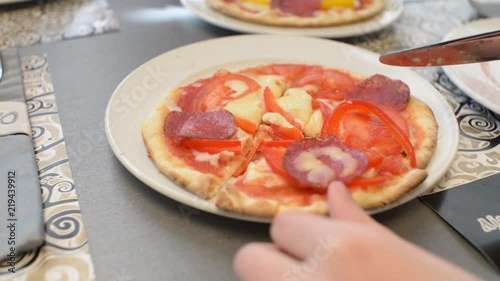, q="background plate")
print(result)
[442,18,500,115]
[105,35,459,223]
[180,0,403,38]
